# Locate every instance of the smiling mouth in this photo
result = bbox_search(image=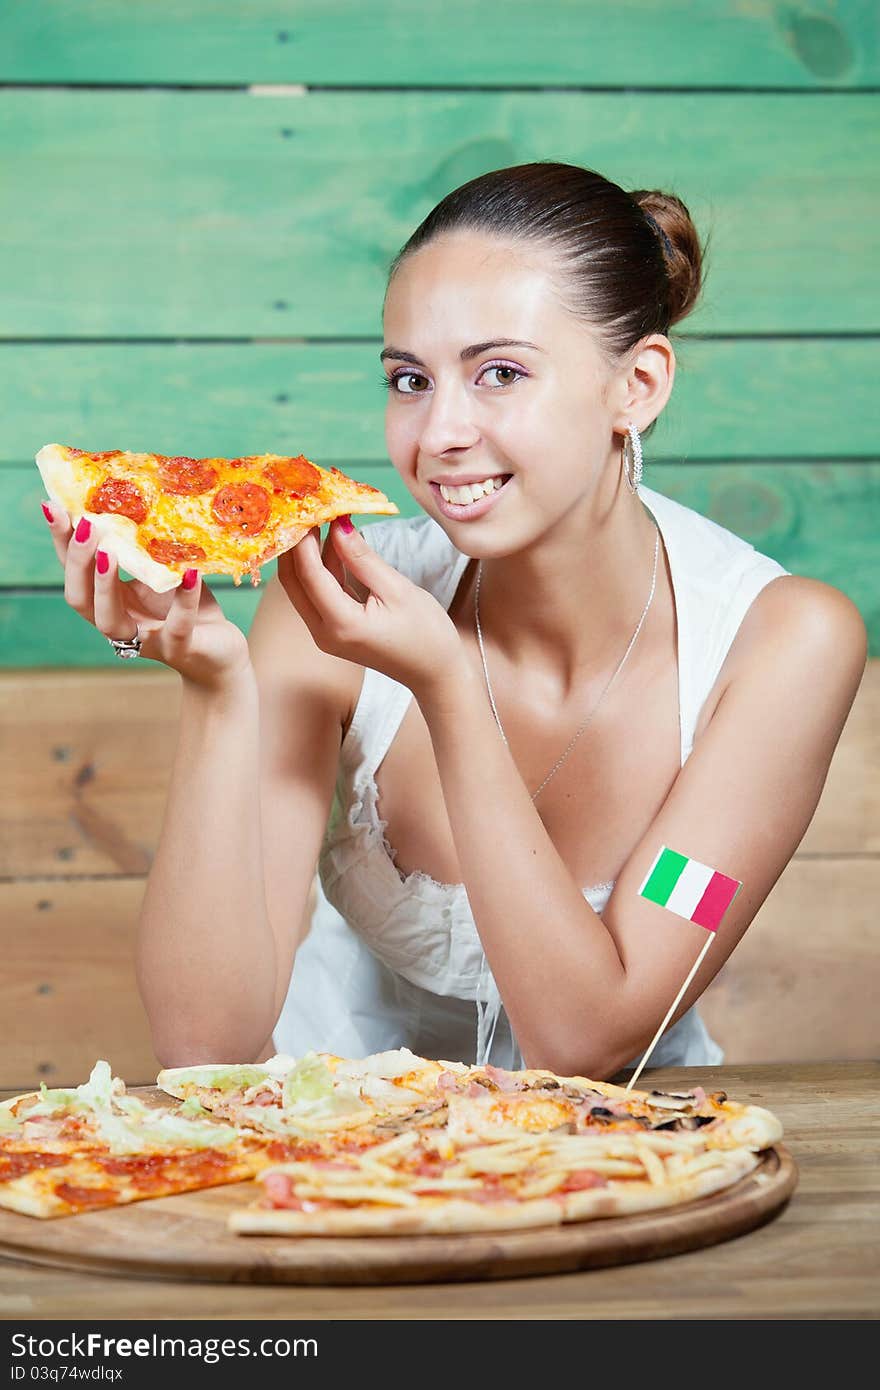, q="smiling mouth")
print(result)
[433,475,512,506]
[429,474,514,519]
